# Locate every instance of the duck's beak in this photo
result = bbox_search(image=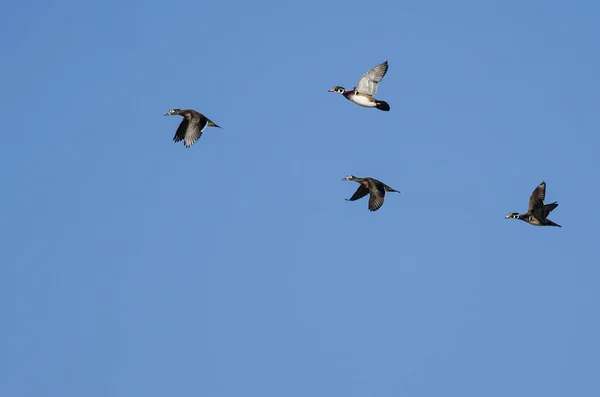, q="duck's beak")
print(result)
[328,88,335,92]
[164,112,170,116]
